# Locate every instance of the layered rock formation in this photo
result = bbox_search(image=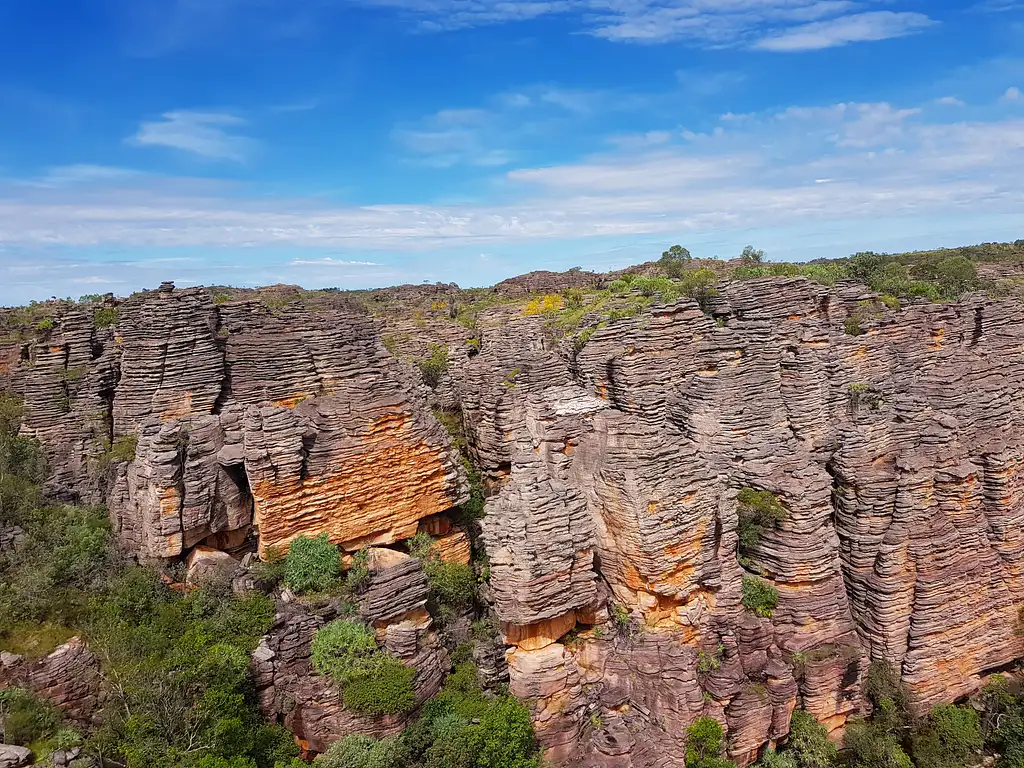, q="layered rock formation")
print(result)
[252,549,448,753]
[0,637,104,728]
[7,273,1024,766]
[4,287,468,560]
[456,278,1024,765]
